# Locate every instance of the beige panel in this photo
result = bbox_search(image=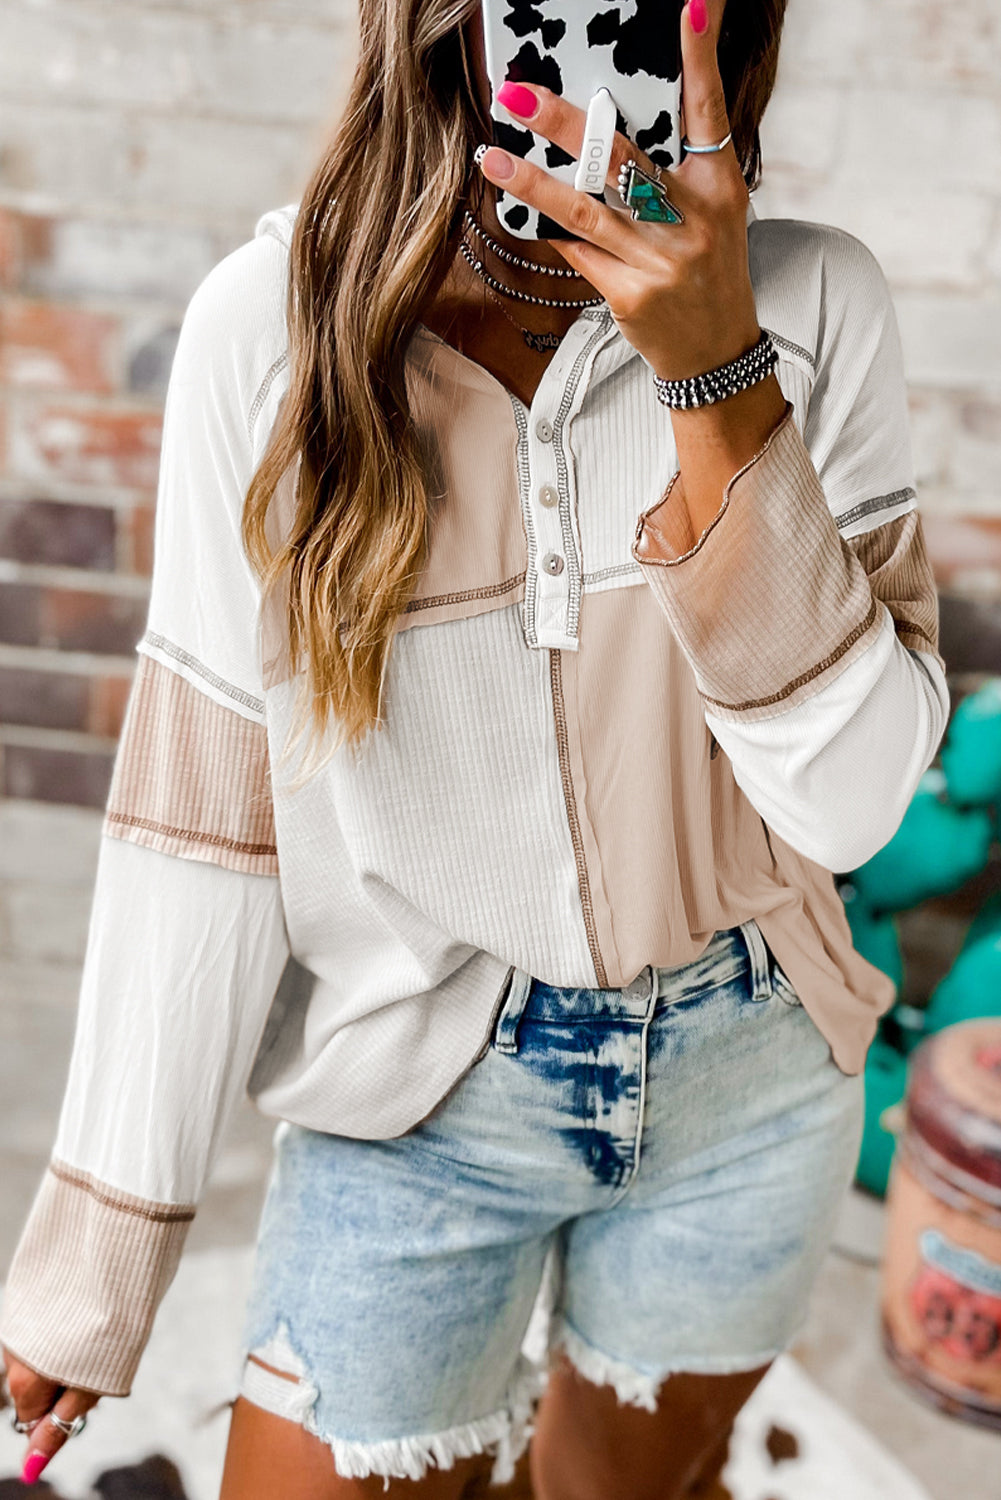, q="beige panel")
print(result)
[0,1160,194,1397]
[632,406,885,721]
[848,509,944,669]
[104,652,278,875]
[560,582,894,1071]
[260,332,528,687]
